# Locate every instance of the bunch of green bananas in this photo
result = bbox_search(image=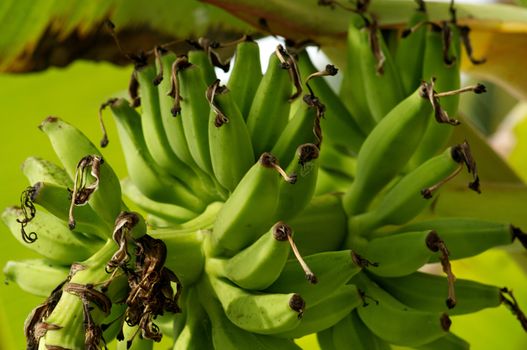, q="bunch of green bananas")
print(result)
[3,1,527,349]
